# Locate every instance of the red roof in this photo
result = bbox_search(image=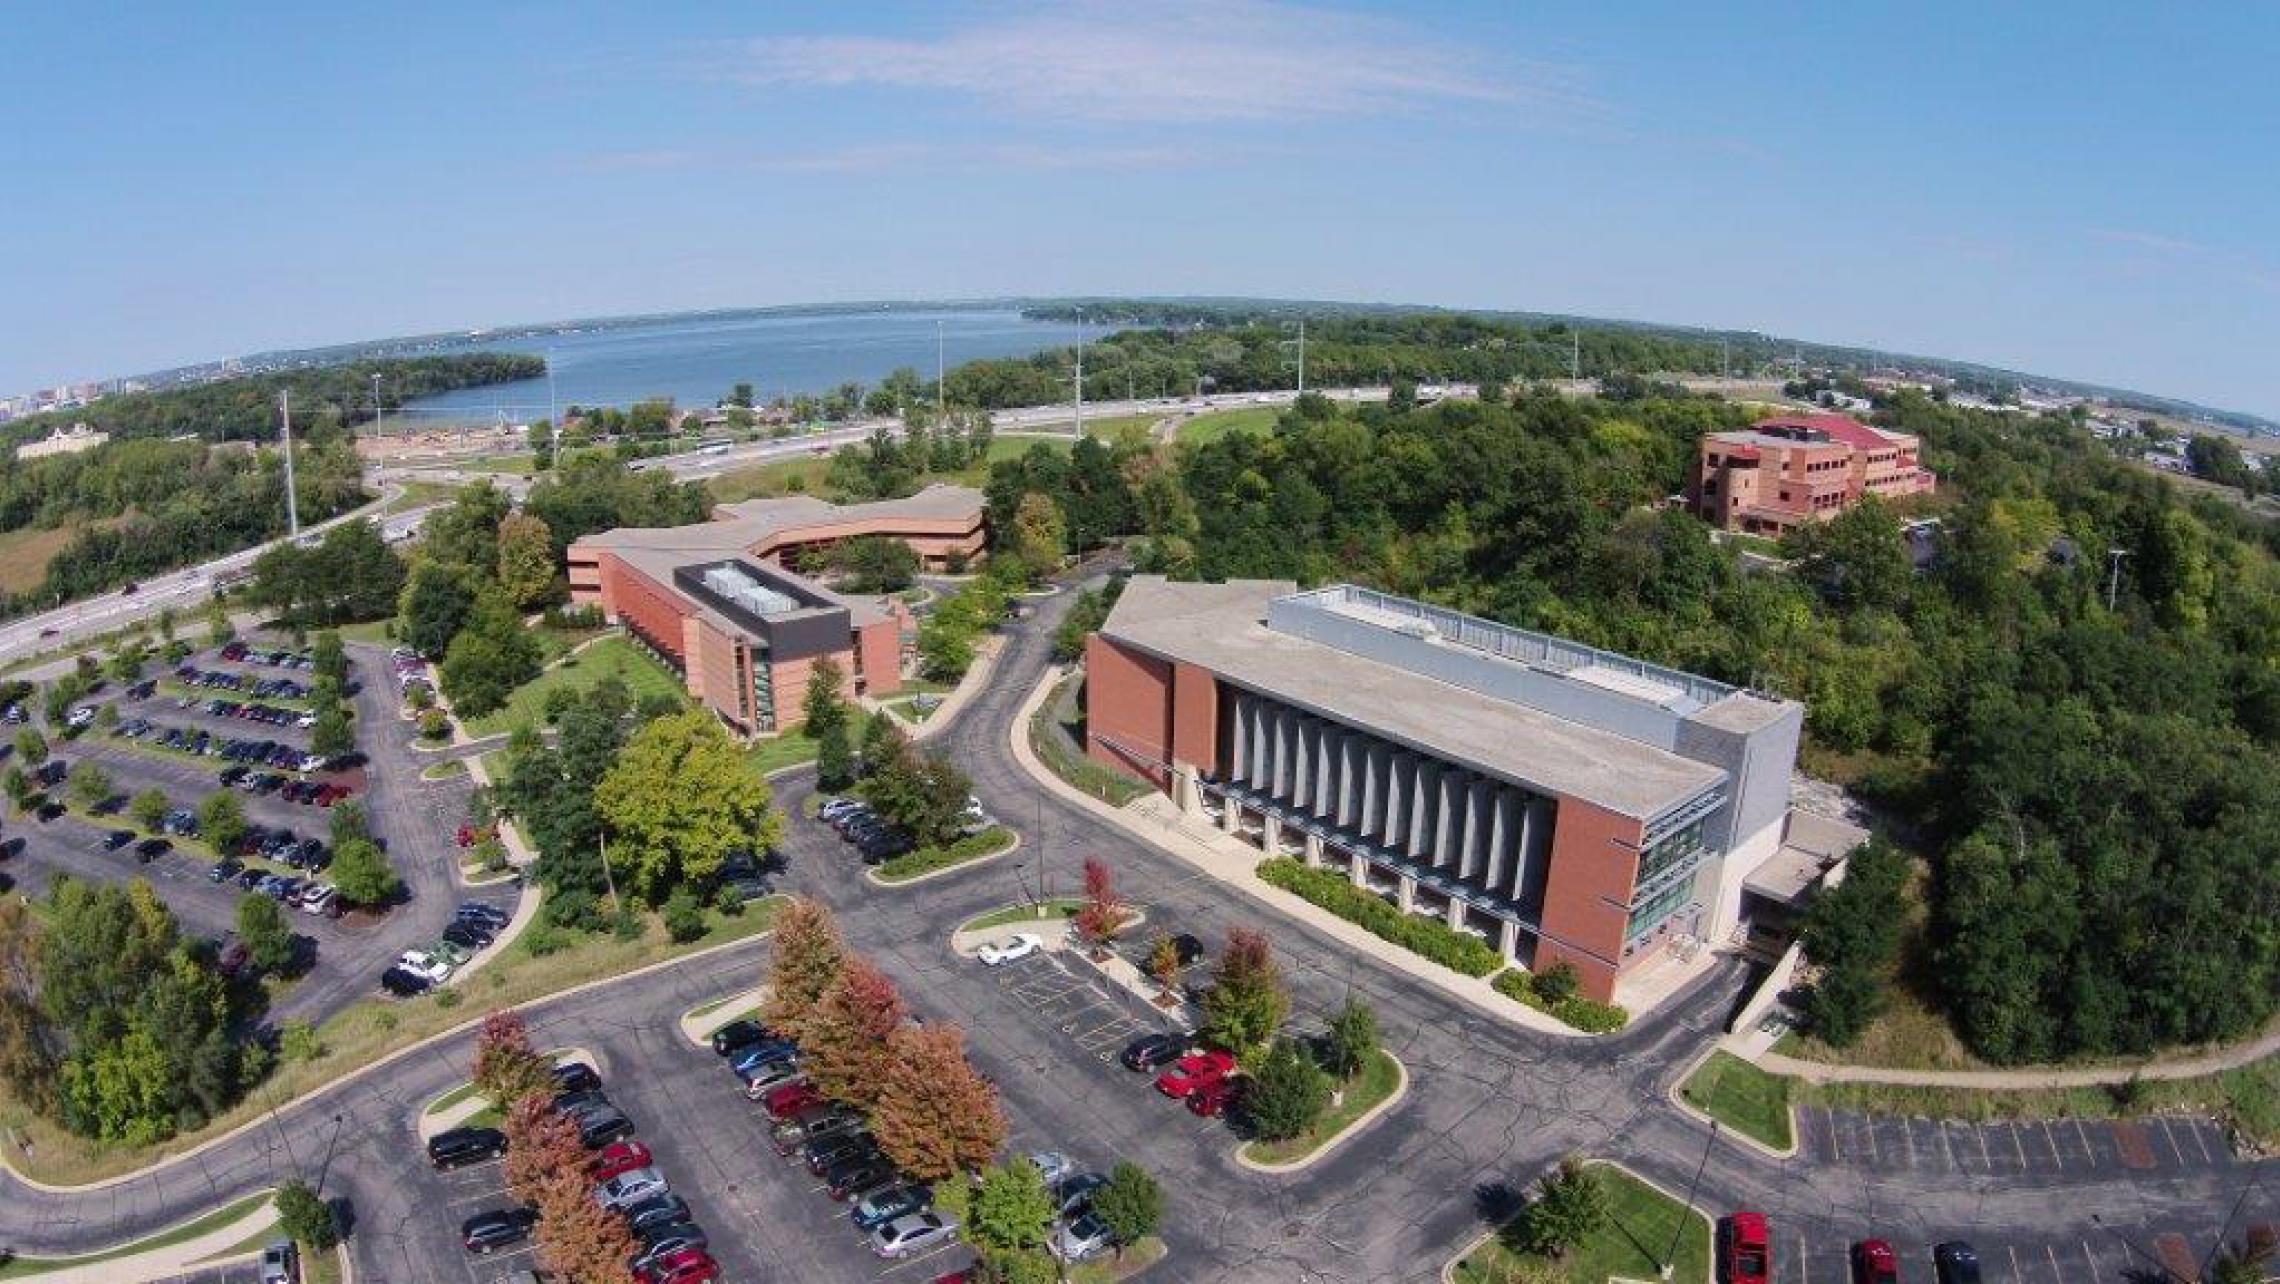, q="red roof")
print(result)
[1755,413,1894,451]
